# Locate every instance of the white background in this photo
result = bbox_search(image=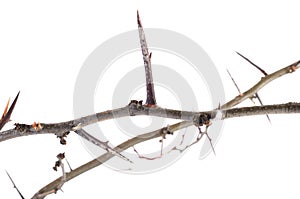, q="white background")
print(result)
[1,1,300,198]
